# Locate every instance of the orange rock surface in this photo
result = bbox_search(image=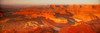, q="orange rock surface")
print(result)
[59,24,96,33]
